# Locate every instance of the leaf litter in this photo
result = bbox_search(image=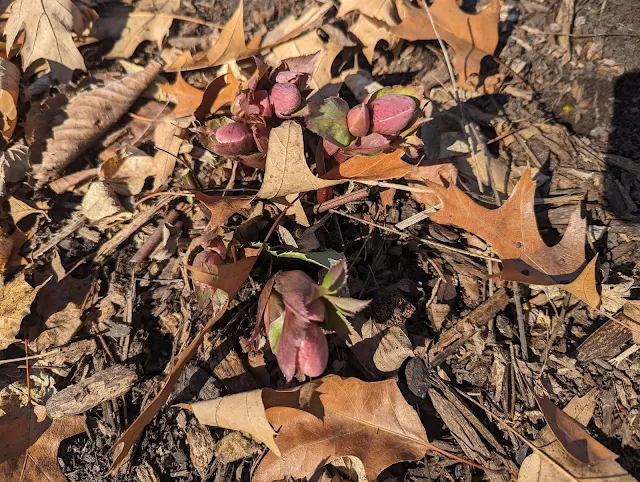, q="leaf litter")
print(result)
[0,0,638,481]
